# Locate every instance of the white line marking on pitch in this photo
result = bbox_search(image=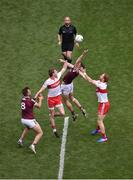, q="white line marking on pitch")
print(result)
[58,116,69,180]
